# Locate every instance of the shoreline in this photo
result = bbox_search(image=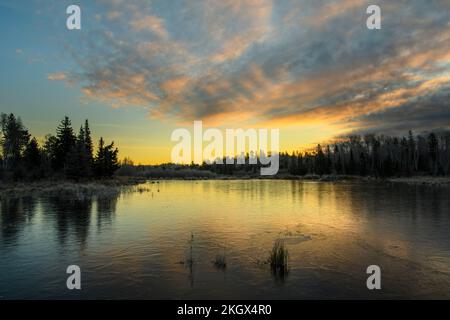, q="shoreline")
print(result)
[0,176,148,200]
[386,176,450,187]
[1,175,450,200]
[124,174,450,185]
